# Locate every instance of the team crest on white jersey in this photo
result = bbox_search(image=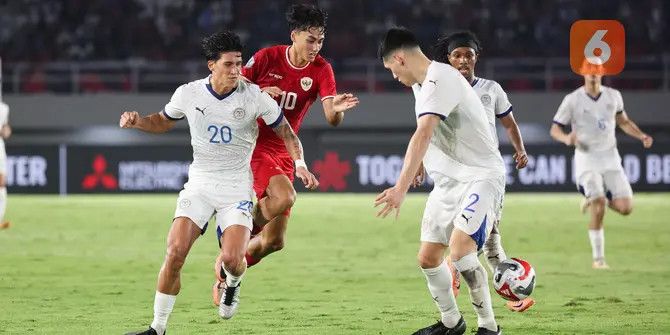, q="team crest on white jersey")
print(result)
[300,77,313,91]
[480,94,492,107]
[233,107,246,120]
